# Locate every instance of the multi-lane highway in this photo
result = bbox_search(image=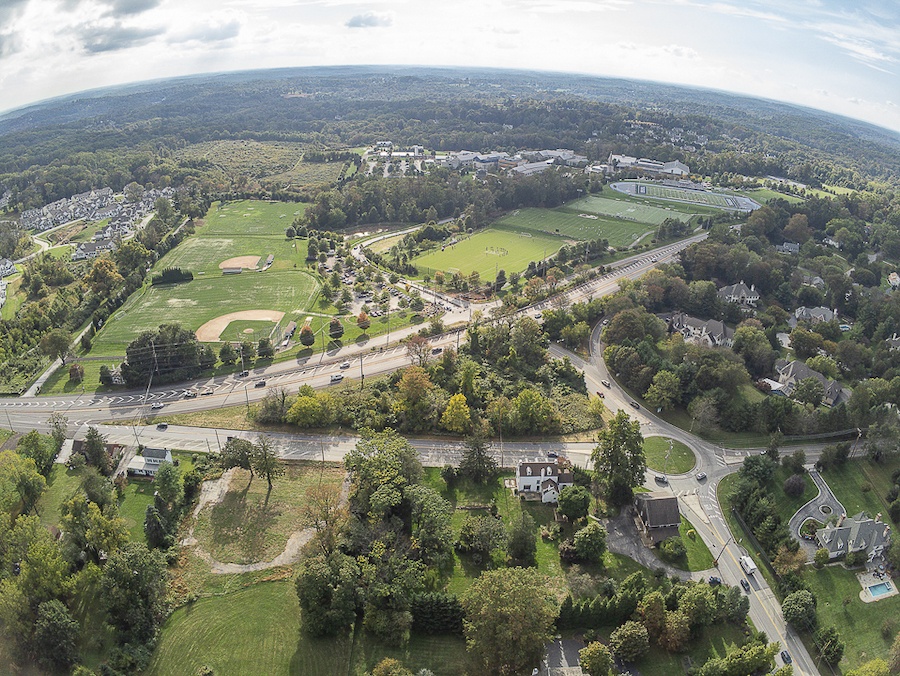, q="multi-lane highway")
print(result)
[0,230,818,673]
